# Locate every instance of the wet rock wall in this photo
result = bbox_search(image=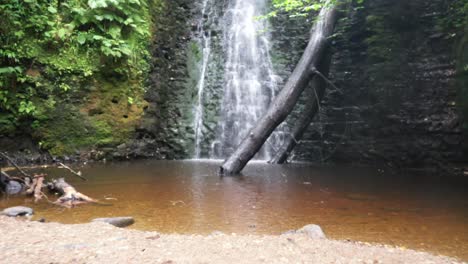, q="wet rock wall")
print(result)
[290,0,466,167]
